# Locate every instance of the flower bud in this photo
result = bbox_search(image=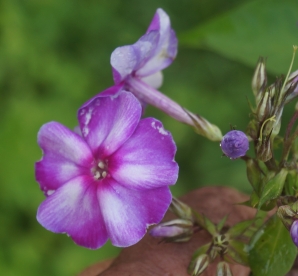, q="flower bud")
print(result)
[256,91,271,122]
[290,220,298,247]
[192,254,210,276]
[220,130,249,159]
[277,205,296,231]
[186,111,223,141]
[217,261,233,276]
[169,197,193,221]
[252,57,267,104]
[256,136,272,162]
[149,219,193,242]
[285,70,298,103]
